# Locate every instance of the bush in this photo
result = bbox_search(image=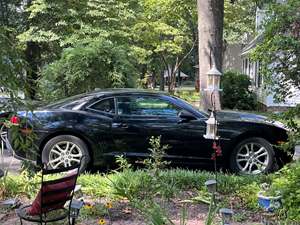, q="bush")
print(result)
[221,71,258,110]
[270,160,300,222]
[39,39,138,101]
